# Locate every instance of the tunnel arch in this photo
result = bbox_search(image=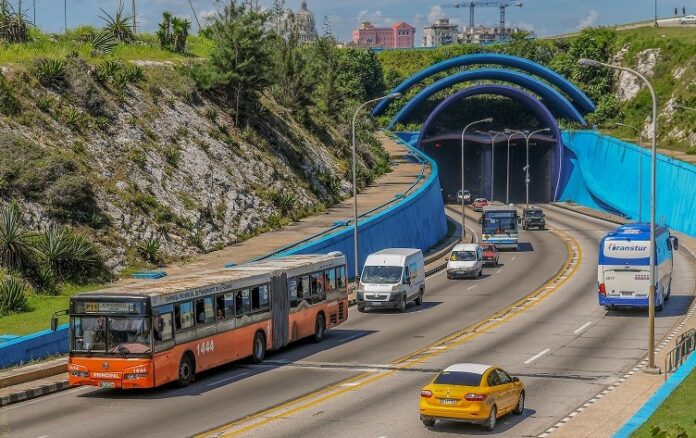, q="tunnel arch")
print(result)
[387,68,587,129]
[373,53,596,116]
[417,84,564,201]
